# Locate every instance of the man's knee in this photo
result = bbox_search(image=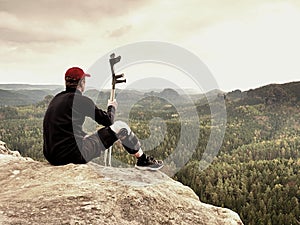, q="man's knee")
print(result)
[110,121,141,154]
[110,121,130,134]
